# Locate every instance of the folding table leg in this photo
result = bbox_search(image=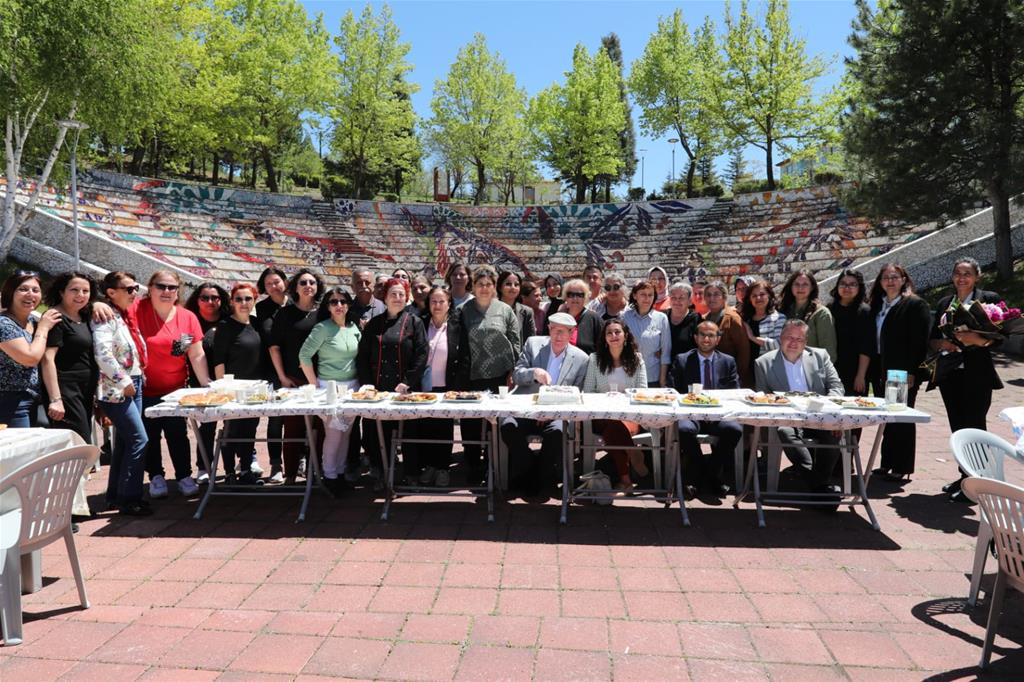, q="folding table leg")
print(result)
[190,418,216,520]
[297,415,322,523]
[850,434,880,531]
[862,423,886,488]
[379,419,396,521]
[560,424,572,525]
[666,427,690,527]
[486,419,496,523]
